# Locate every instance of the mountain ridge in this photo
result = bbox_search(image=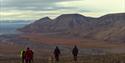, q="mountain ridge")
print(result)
[19,13,125,42]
